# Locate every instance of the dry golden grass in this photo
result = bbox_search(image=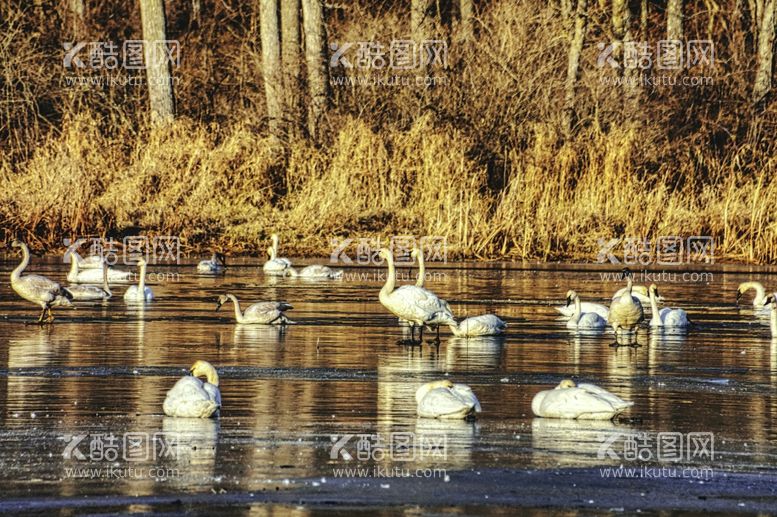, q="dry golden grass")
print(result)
[2,0,777,262]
